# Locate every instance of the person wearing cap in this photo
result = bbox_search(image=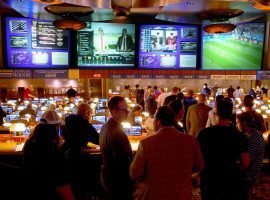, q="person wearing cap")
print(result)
[63,103,99,199]
[23,110,75,200]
